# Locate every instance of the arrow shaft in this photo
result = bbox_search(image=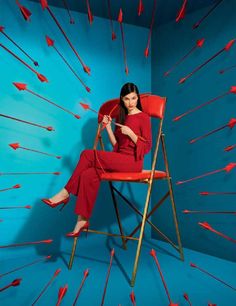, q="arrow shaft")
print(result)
[26,89,74,116]
[194,0,224,27]
[20,146,58,158]
[178,168,224,184]
[146,0,157,49]
[32,275,56,305]
[190,124,227,143]
[0,207,28,210]
[0,113,47,130]
[72,277,87,306]
[0,240,49,248]
[120,23,128,71]
[0,172,57,175]
[46,6,85,68]
[101,255,114,306]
